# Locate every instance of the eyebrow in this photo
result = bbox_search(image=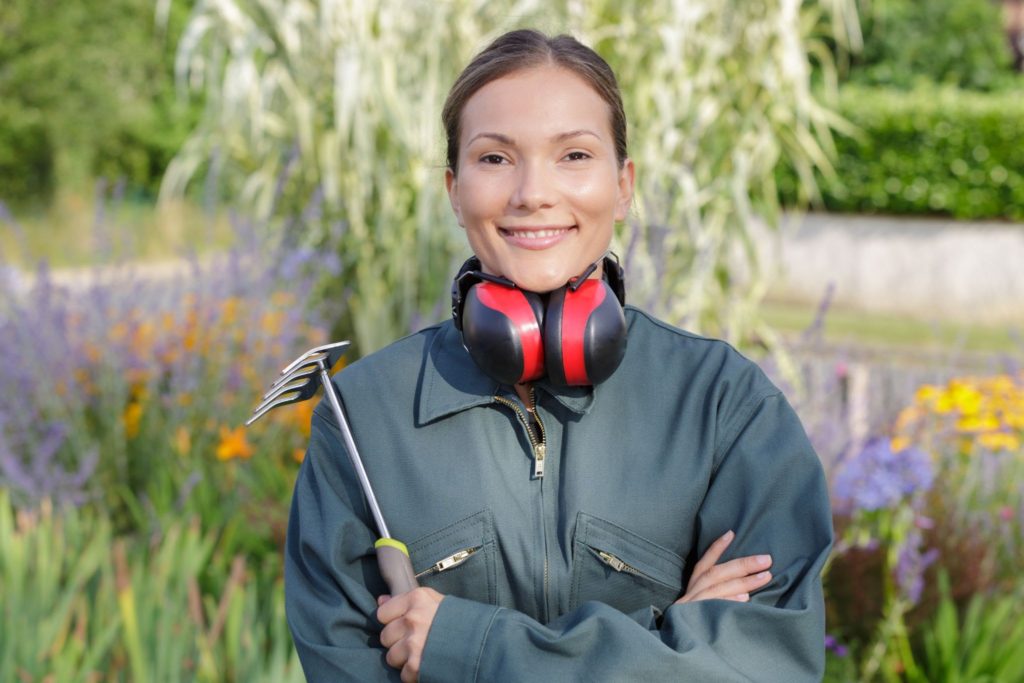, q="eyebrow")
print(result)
[466,129,603,147]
